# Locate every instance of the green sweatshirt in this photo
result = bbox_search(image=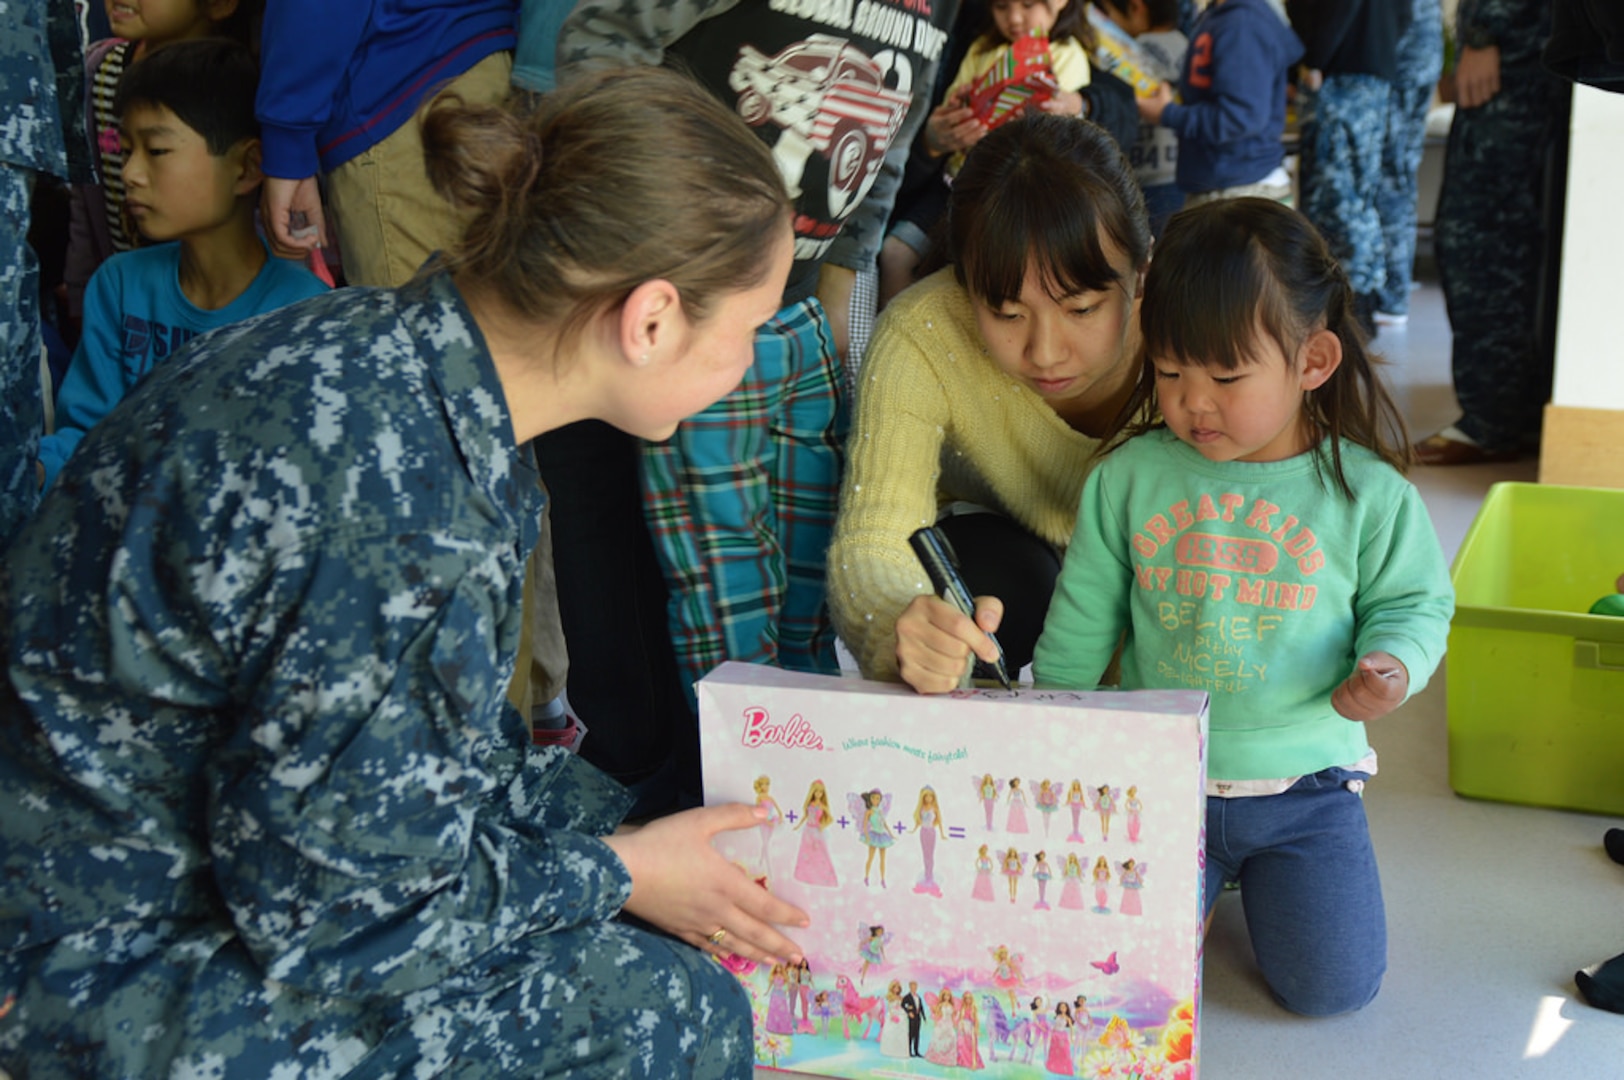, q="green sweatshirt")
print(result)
[1034,429,1454,781]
